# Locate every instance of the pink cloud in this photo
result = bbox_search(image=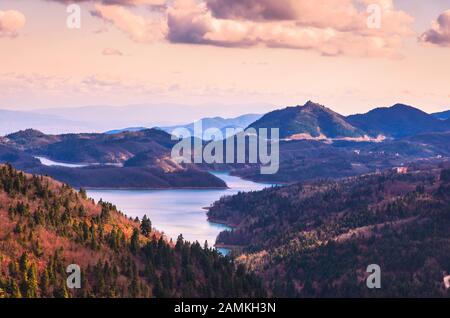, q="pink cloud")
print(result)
[90,0,413,58]
[0,10,26,37]
[420,10,450,47]
[91,4,167,42]
[47,0,166,6]
[167,0,413,57]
